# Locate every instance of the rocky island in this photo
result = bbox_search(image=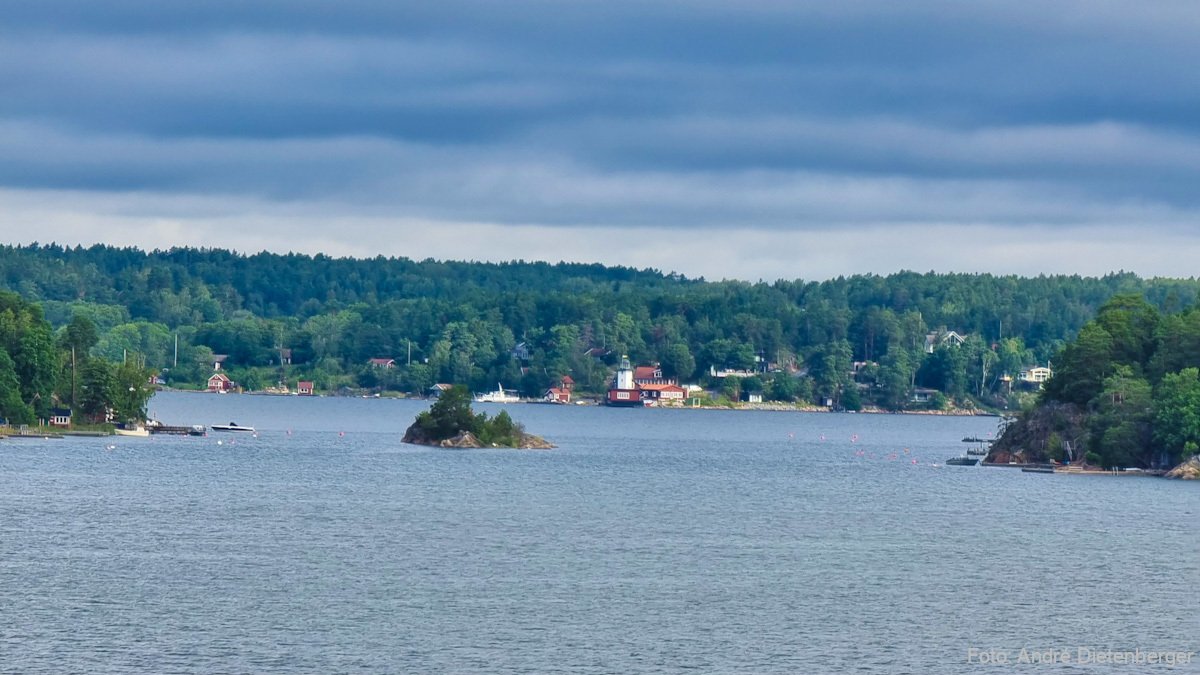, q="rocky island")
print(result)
[402,385,554,449]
